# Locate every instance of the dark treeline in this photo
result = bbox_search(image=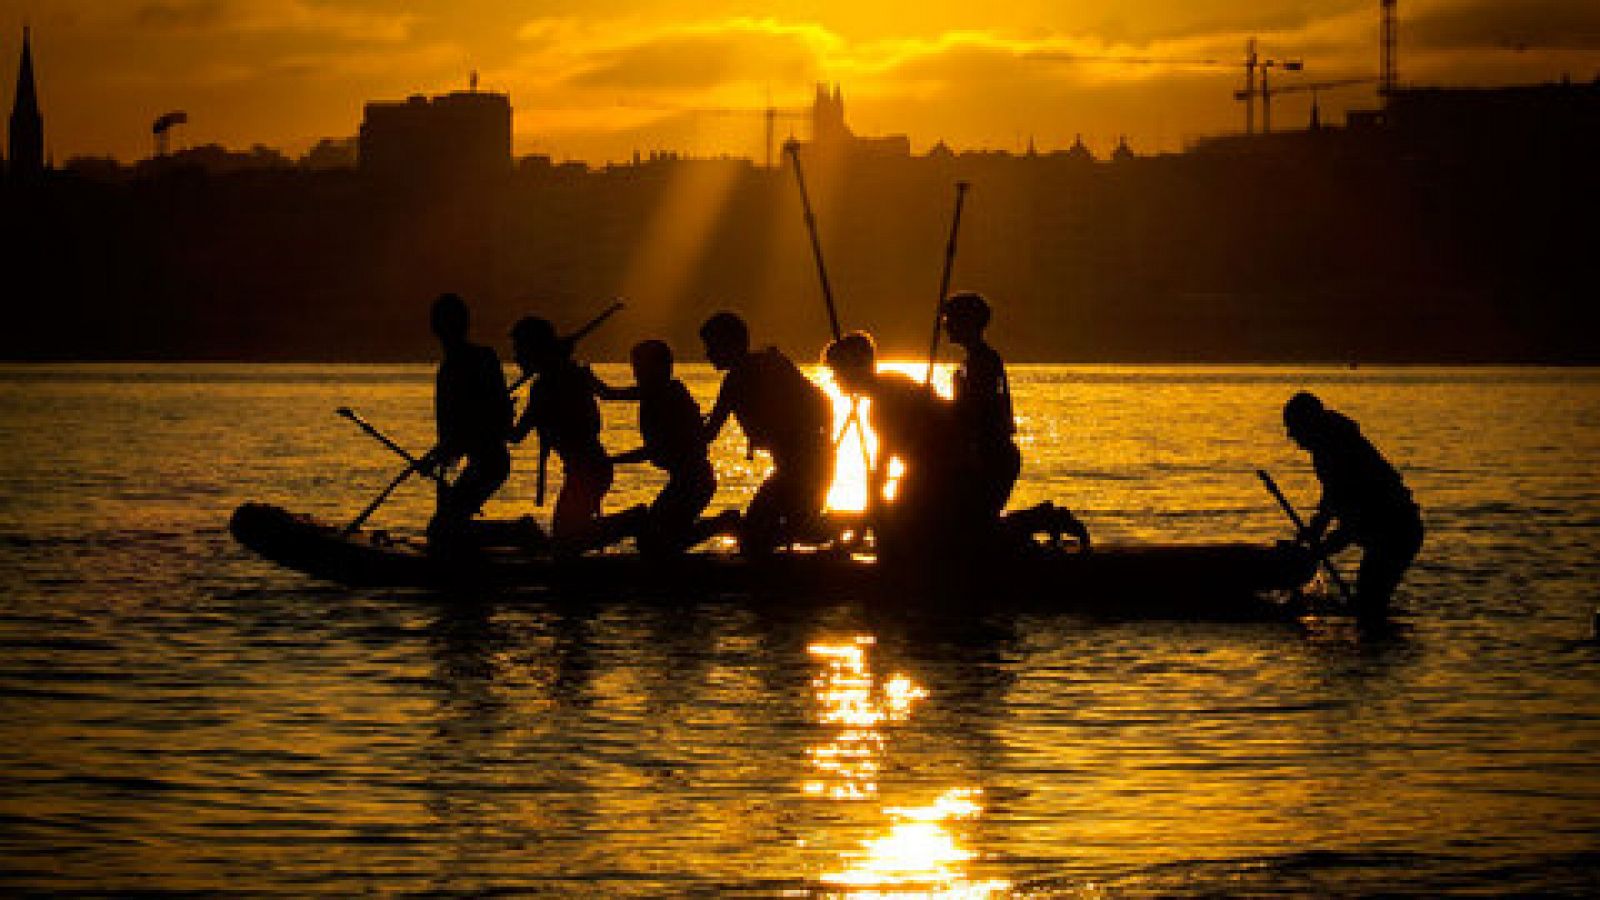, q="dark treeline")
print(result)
[3,119,1595,364]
